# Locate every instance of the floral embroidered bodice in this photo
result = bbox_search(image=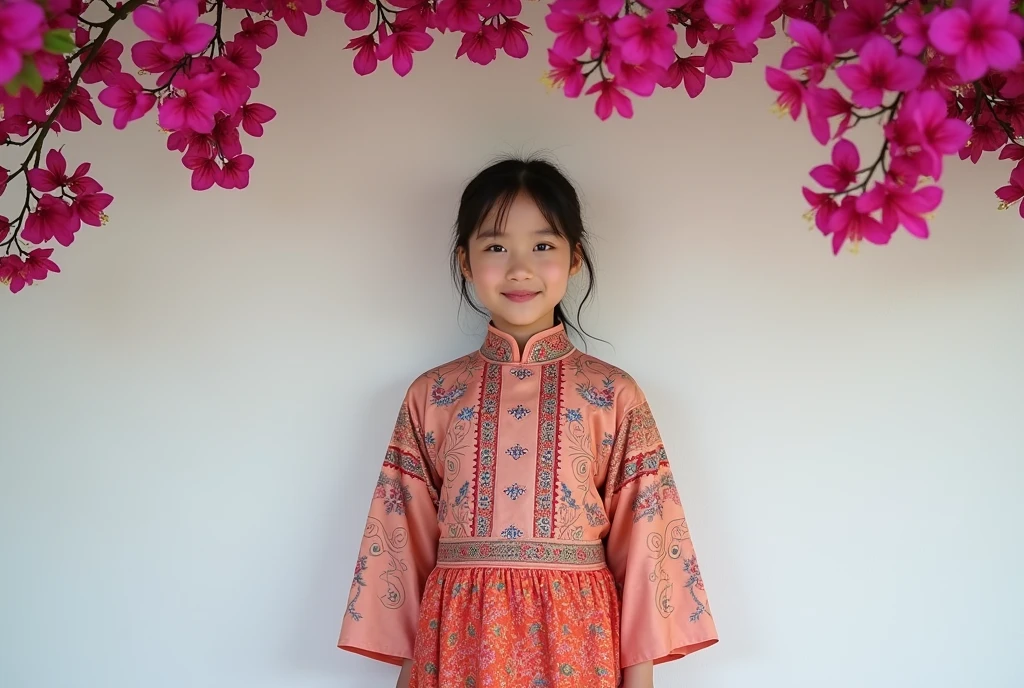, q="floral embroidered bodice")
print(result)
[395,321,649,545]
